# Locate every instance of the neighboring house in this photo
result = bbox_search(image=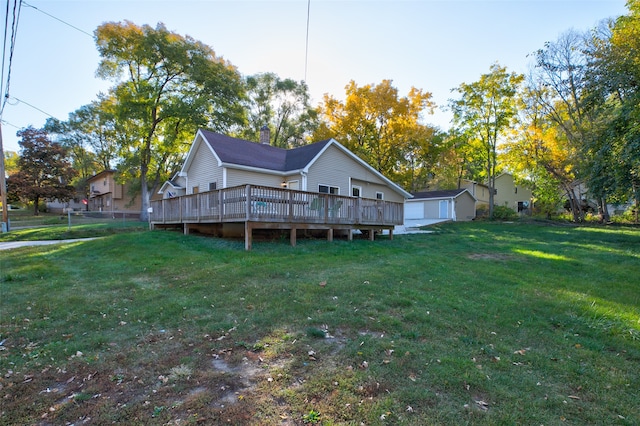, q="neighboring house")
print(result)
[47,197,85,213]
[461,173,533,215]
[405,189,476,223]
[158,129,411,203]
[87,170,142,214]
[494,173,534,214]
[460,179,490,206]
[158,173,187,199]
